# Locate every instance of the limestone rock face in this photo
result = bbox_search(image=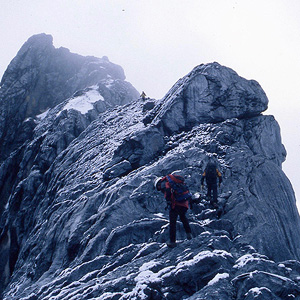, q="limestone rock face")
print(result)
[0,33,138,162]
[0,34,126,117]
[0,37,300,300]
[145,62,268,134]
